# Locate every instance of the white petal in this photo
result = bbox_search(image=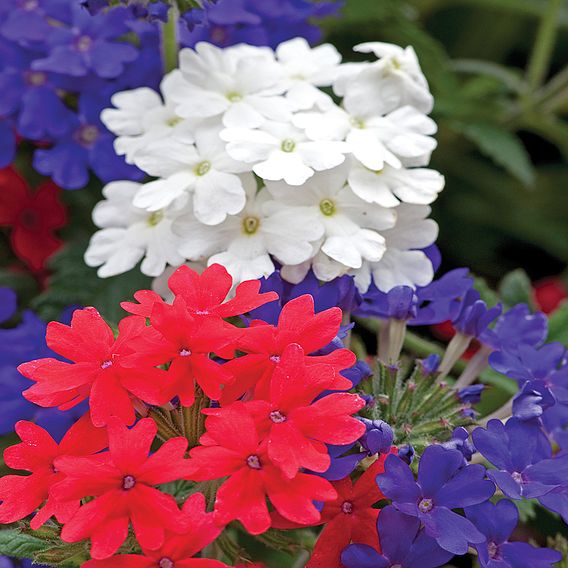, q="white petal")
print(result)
[348,167,400,207]
[193,170,246,225]
[133,173,195,212]
[372,249,434,291]
[133,139,199,178]
[223,101,265,129]
[254,151,314,186]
